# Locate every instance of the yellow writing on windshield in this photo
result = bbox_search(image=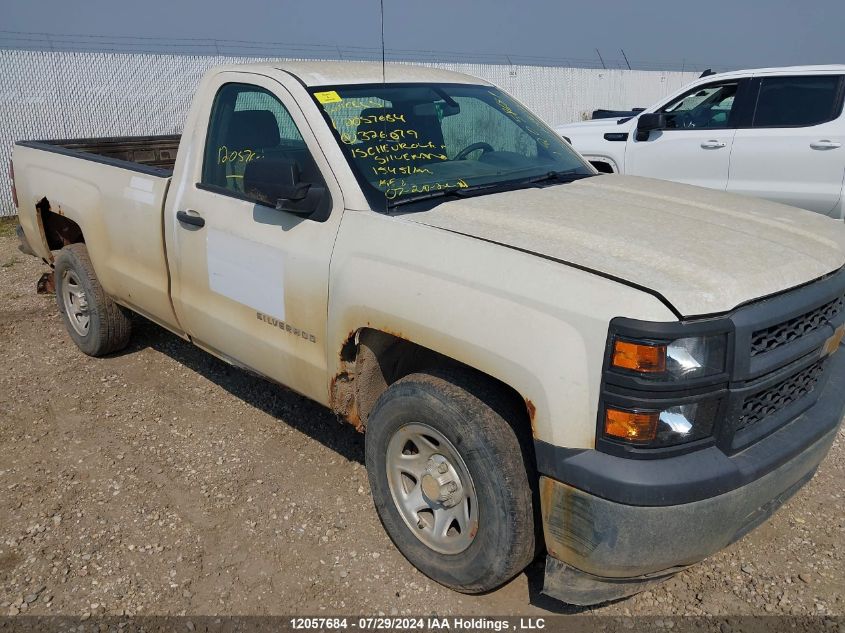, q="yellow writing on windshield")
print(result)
[375,165,434,177]
[345,113,407,126]
[354,147,449,166]
[382,178,469,200]
[339,128,425,144]
[318,90,519,202]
